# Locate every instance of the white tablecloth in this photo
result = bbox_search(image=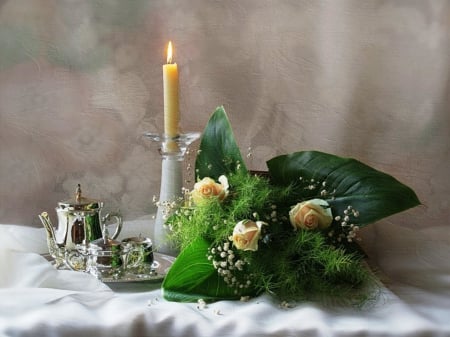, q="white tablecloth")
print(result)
[0,218,449,337]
